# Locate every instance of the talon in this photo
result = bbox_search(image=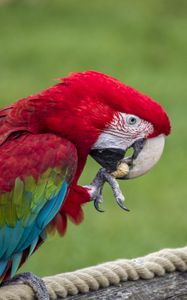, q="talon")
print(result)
[101,169,130,212]
[86,169,106,212]
[89,168,129,213]
[94,199,105,212]
[116,198,130,212]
